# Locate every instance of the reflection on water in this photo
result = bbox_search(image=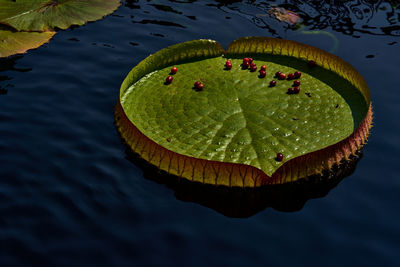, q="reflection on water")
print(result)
[121,0,400,41]
[128,0,399,37]
[296,0,400,36]
[125,147,362,218]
